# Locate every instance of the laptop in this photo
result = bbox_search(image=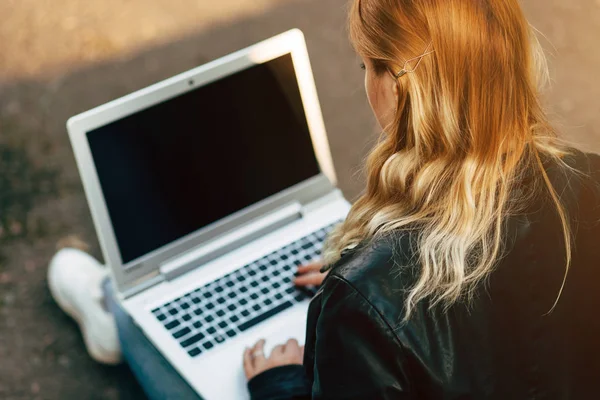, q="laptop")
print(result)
[67,29,351,399]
